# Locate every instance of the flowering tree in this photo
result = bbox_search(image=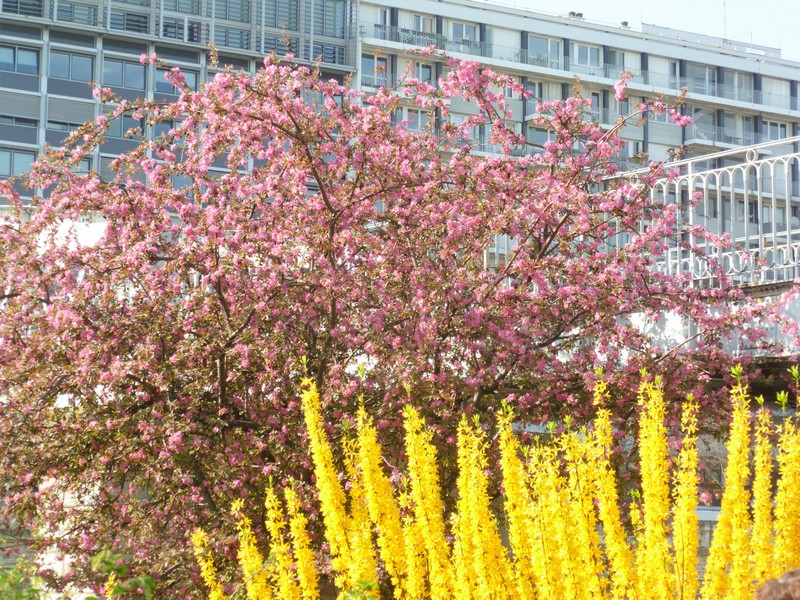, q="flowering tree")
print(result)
[0,55,775,594]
